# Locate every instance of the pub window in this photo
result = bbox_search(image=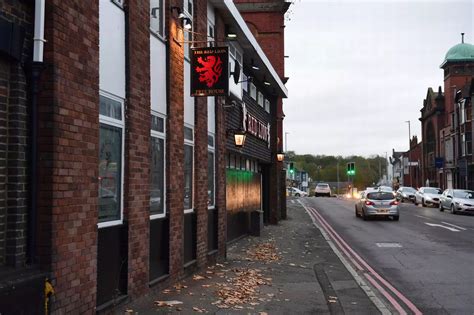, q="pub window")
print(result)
[250,83,257,100]
[150,114,166,218]
[264,99,270,113]
[183,0,193,60]
[150,0,165,38]
[99,93,125,226]
[184,126,194,212]
[258,92,264,107]
[208,134,215,208]
[242,74,248,92]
